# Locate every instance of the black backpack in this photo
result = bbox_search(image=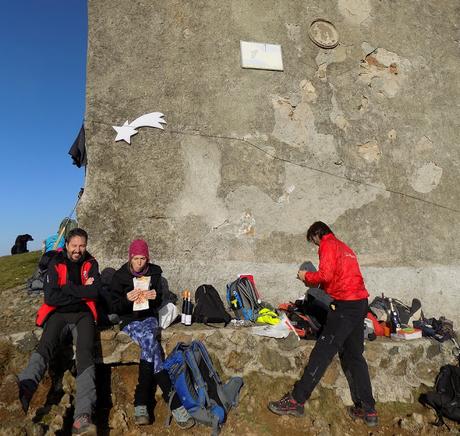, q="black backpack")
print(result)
[27,250,60,293]
[419,364,460,427]
[369,296,422,325]
[414,317,455,342]
[193,284,232,326]
[279,302,322,339]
